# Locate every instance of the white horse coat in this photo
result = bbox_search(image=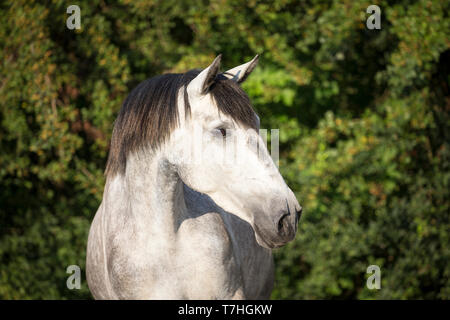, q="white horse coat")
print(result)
[86,55,301,299]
